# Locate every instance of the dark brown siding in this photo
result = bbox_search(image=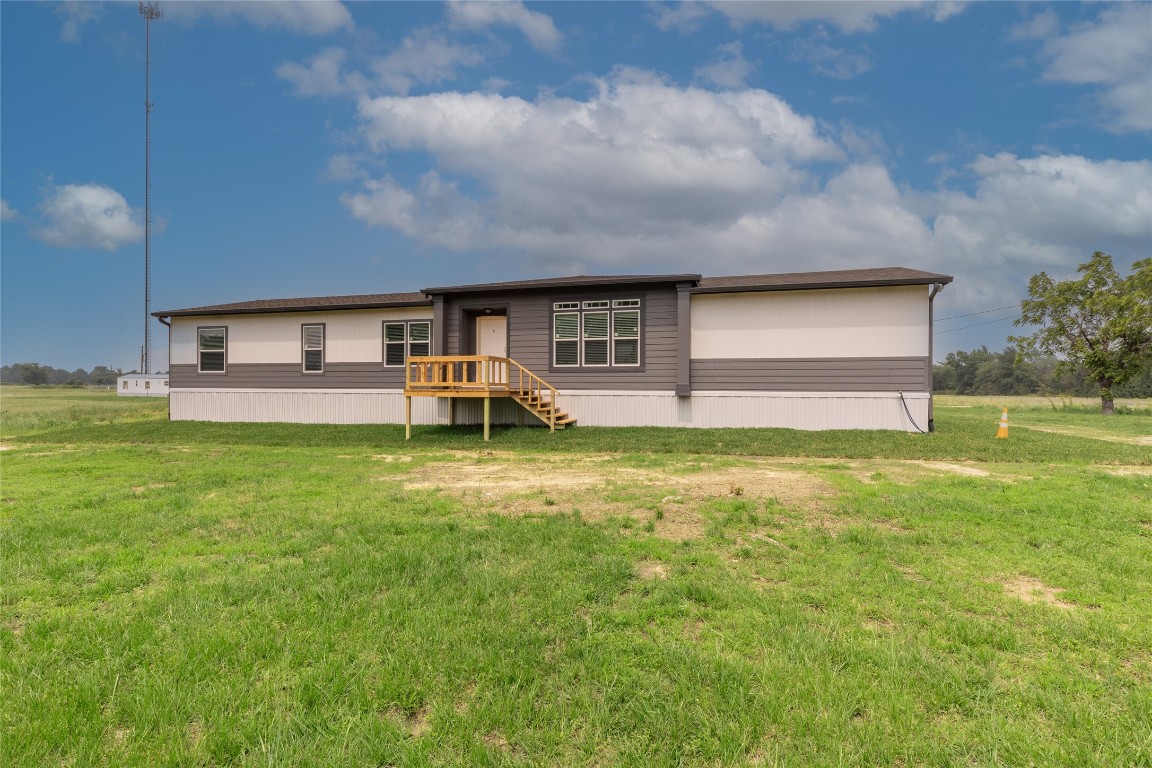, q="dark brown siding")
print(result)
[169,363,406,389]
[691,357,930,392]
[444,286,679,391]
